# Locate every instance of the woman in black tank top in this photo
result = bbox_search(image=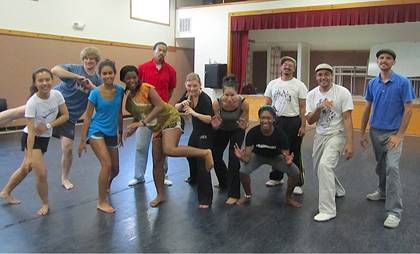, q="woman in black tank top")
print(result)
[211,75,249,205]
